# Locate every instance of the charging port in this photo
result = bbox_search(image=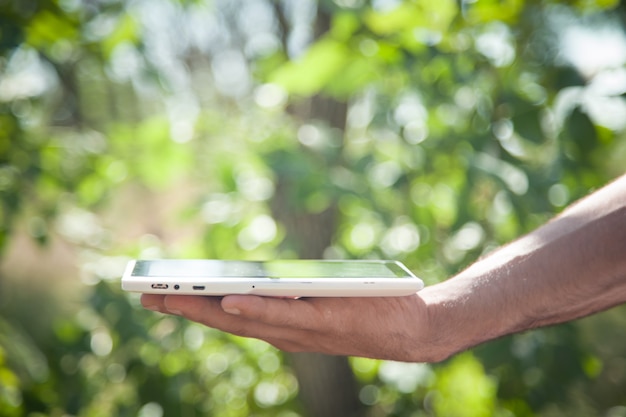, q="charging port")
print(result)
[151,283,169,289]
[192,285,206,291]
